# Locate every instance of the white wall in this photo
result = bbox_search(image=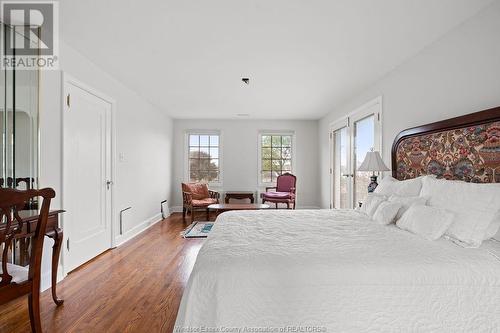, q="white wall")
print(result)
[318,1,500,208]
[172,119,320,209]
[38,40,173,289]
